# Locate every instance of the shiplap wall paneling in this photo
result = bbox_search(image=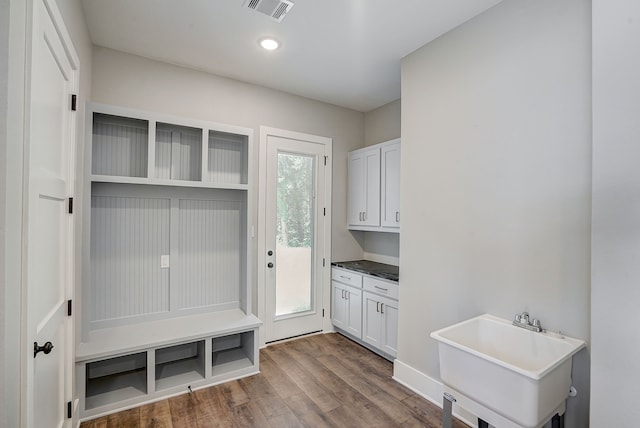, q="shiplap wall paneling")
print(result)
[92,113,149,177]
[176,198,244,311]
[90,190,171,328]
[155,122,202,181]
[207,131,248,184]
